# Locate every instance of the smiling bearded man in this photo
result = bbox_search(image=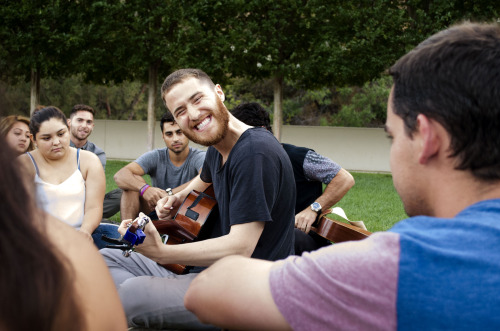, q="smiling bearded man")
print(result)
[100,68,296,330]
